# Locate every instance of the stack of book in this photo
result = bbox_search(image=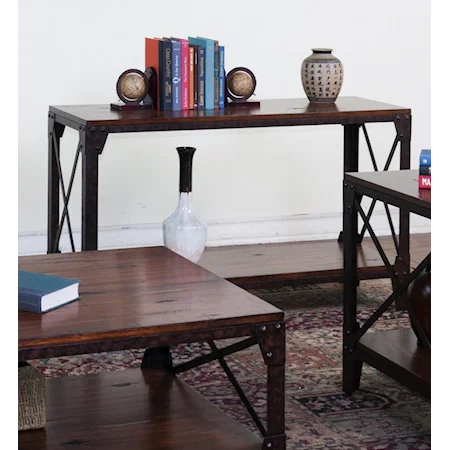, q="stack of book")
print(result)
[418,149,431,189]
[145,36,225,111]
